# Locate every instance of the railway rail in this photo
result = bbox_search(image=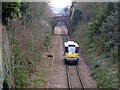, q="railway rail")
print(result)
[66,65,85,89]
[62,26,85,89]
